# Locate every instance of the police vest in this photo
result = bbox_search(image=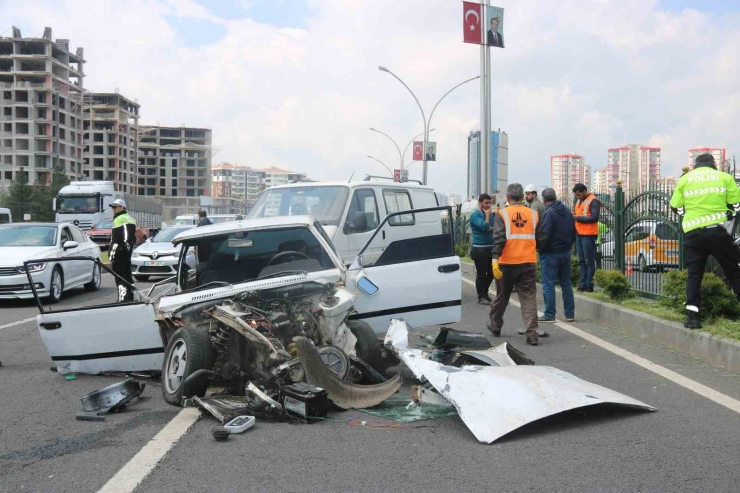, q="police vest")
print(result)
[497,205,537,265]
[575,194,599,236]
[669,167,740,233]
